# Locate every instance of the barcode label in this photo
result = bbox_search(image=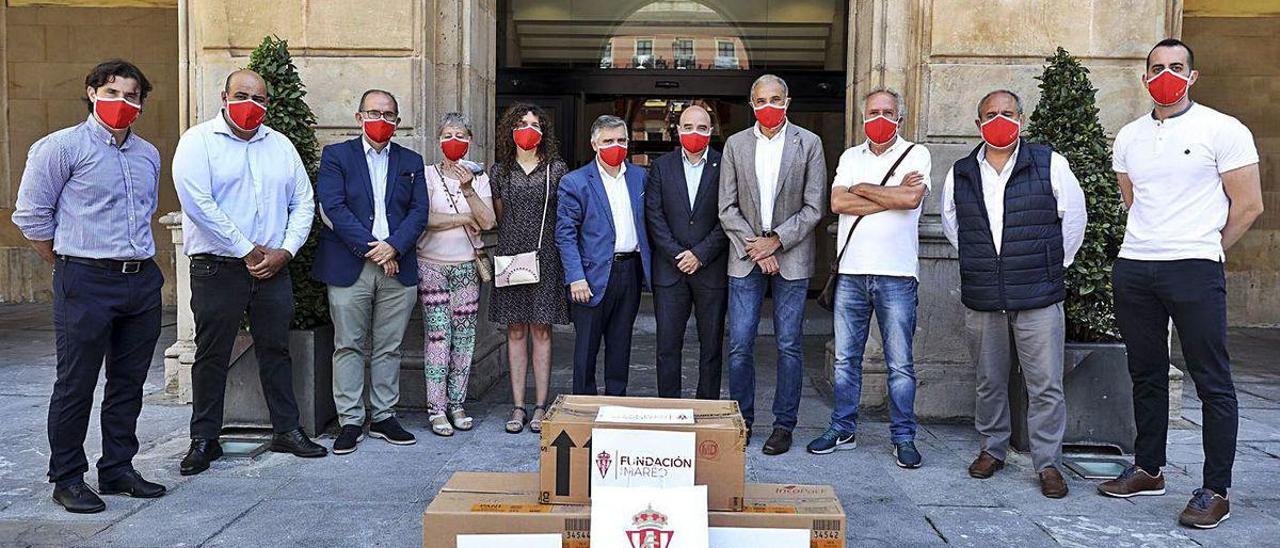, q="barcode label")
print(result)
[565,518,591,531]
[814,519,842,531]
